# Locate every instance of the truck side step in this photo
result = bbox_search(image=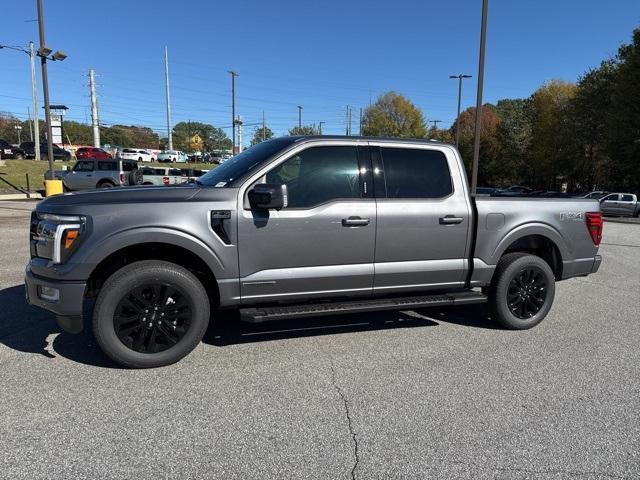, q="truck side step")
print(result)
[240,290,487,323]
